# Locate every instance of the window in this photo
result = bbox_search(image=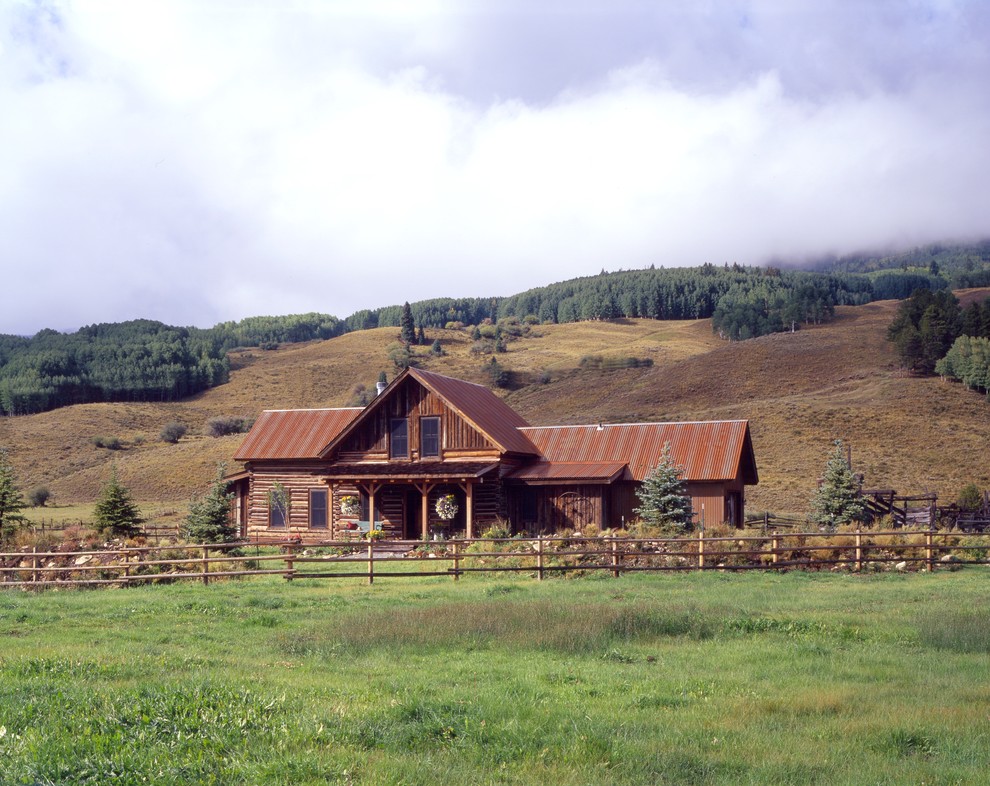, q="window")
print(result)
[309,489,328,529]
[269,495,287,528]
[390,418,409,458]
[421,416,440,458]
